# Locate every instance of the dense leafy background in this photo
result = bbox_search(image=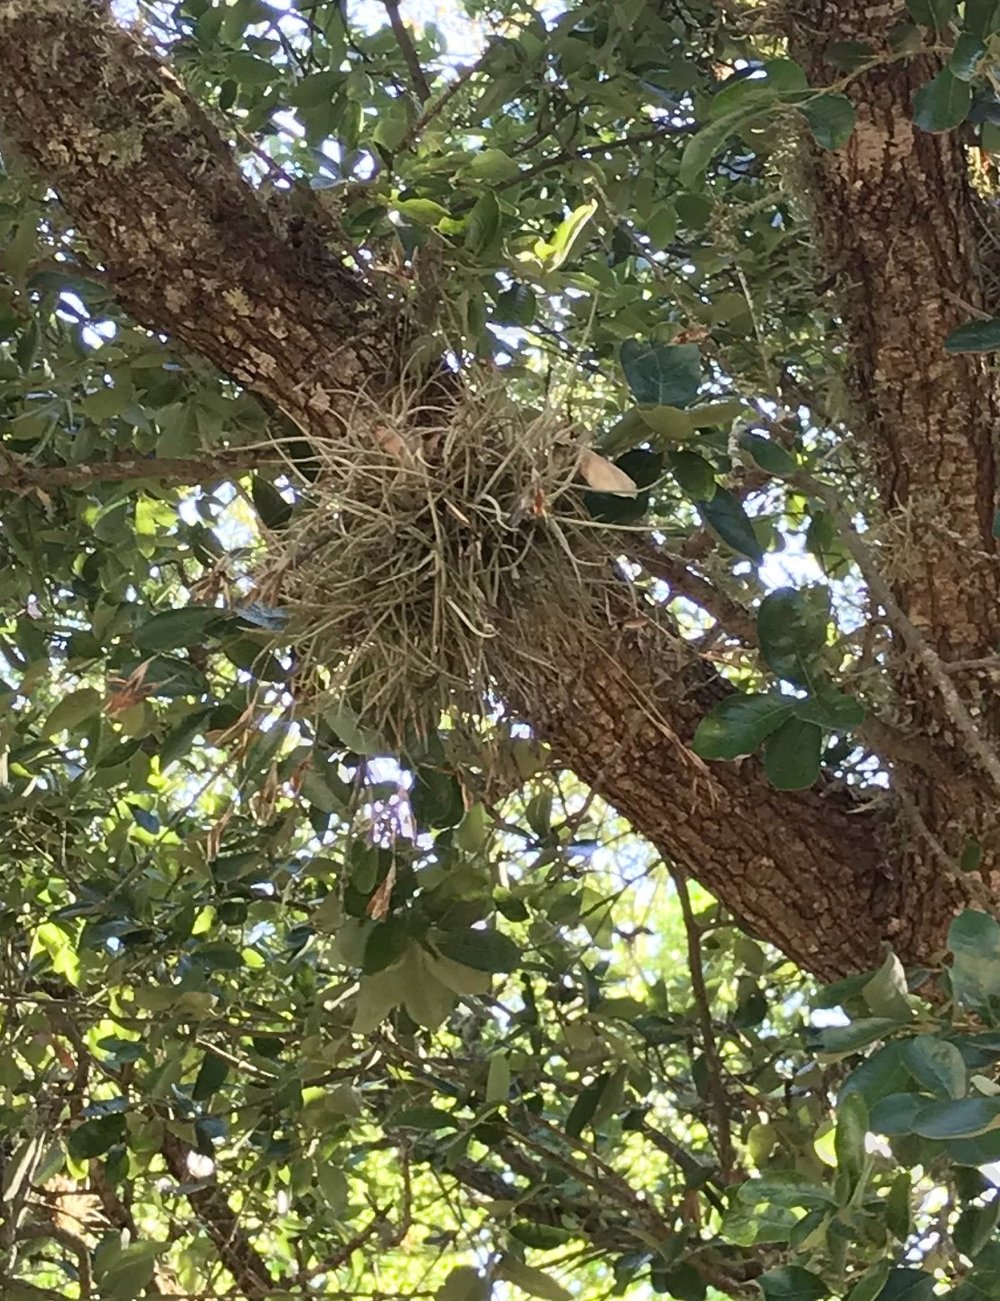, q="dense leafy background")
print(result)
[4,0,1000,1297]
